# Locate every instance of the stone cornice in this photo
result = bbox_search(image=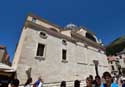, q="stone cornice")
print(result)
[71,31,105,51]
[25,21,77,43]
[28,14,96,36]
[79,26,96,35]
[25,20,105,51]
[28,13,63,30]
